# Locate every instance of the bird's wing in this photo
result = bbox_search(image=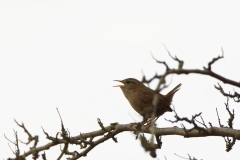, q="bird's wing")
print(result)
[139,91,172,111]
[139,91,153,106]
